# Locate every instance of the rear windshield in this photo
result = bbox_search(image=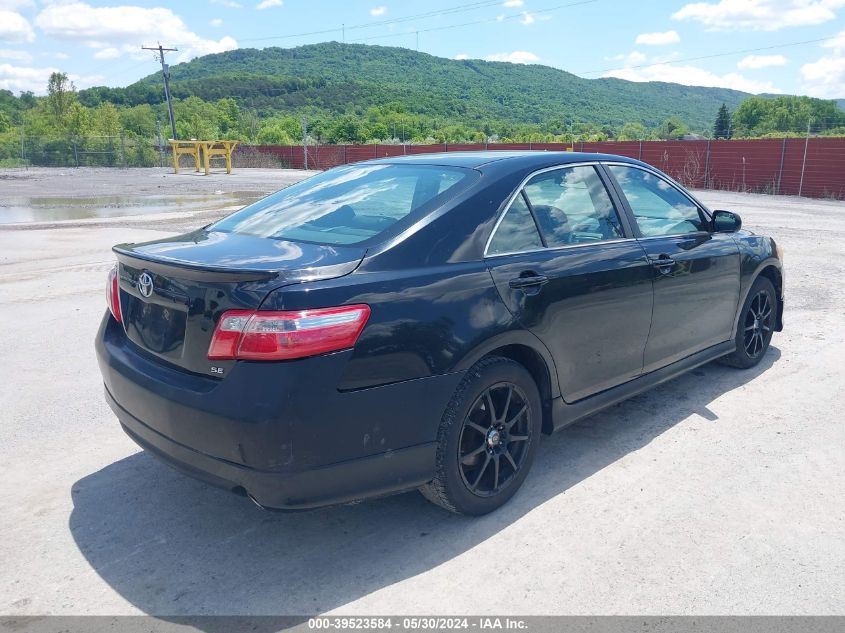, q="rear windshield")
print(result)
[211,164,474,245]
